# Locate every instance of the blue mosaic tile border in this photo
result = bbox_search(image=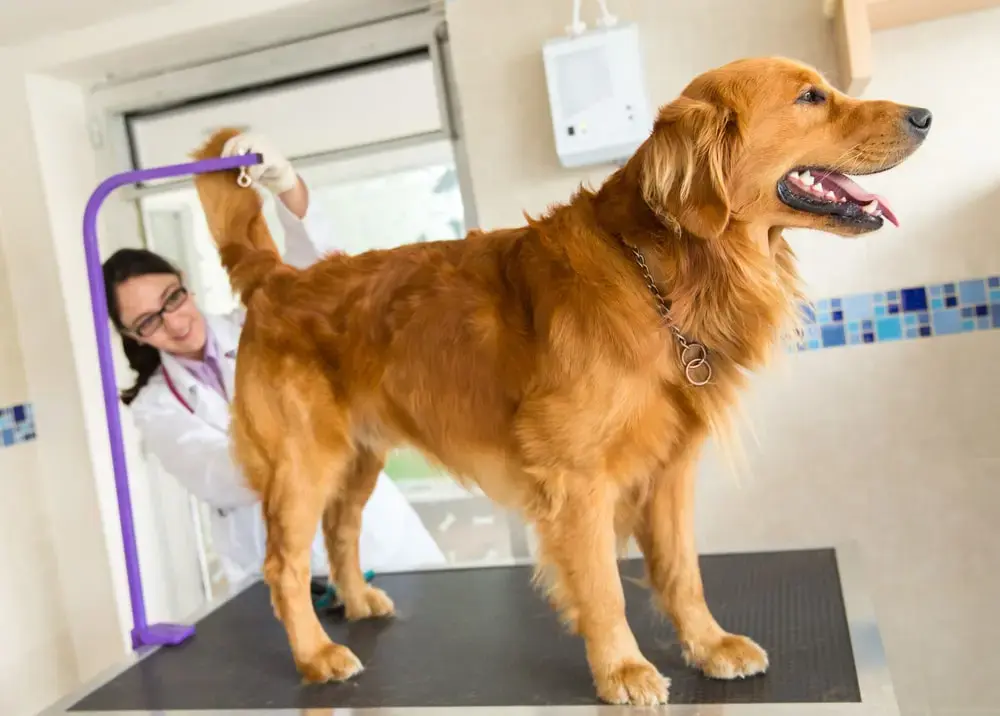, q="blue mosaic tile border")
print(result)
[0,281,994,443]
[0,402,37,448]
[794,276,1000,351]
